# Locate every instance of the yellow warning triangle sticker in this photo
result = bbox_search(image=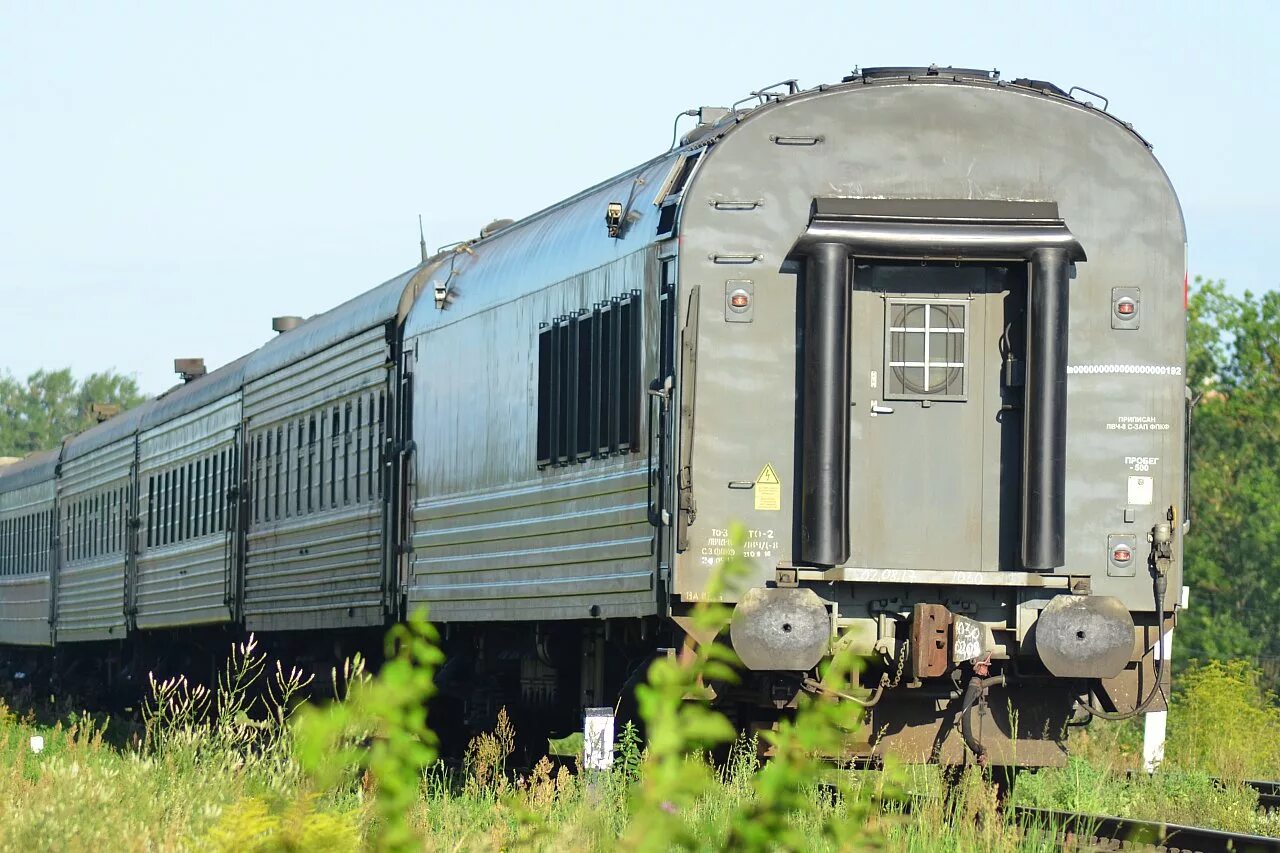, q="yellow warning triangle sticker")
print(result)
[756,463,779,485]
